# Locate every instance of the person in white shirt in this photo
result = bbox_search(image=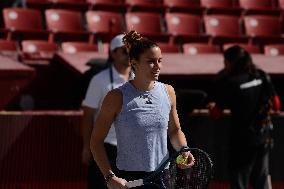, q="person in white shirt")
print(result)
[81,34,132,189]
